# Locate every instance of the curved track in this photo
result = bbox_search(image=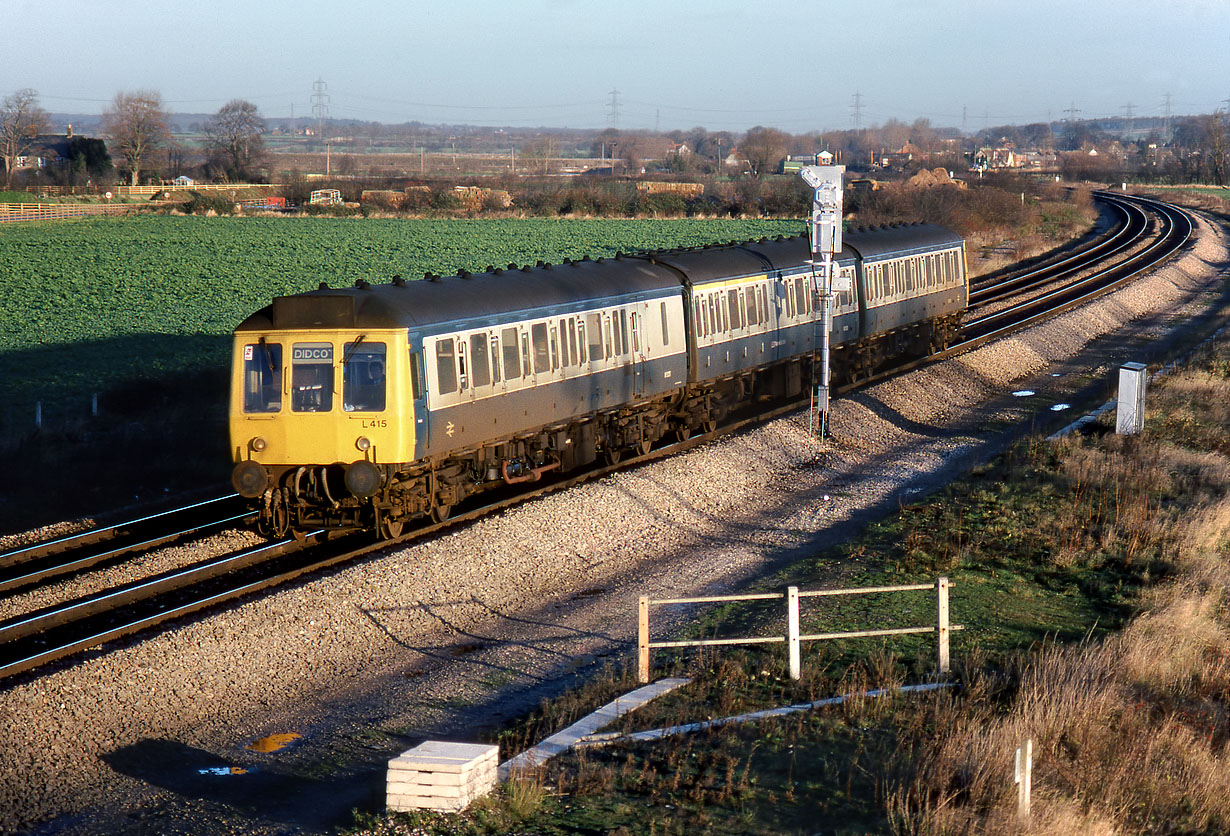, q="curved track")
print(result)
[0,191,1198,685]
